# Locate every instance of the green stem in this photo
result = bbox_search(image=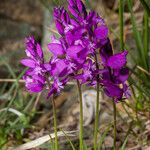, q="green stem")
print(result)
[94,81,100,150]
[52,97,59,150]
[113,101,116,150]
[119,0,124,51]
[94,54,100,150]
[77,80,83,150]
[46,76,58,150]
